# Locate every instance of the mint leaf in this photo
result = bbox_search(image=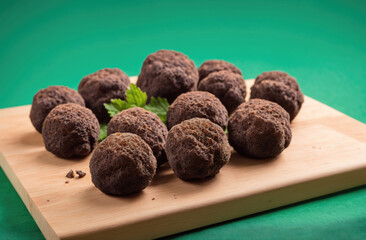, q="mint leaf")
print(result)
[104,99,124,118]
[102,84,170,139]
[98,123,108,141]
[104,84,147,118]
[125,84,147,107]
[144,97,170,123]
